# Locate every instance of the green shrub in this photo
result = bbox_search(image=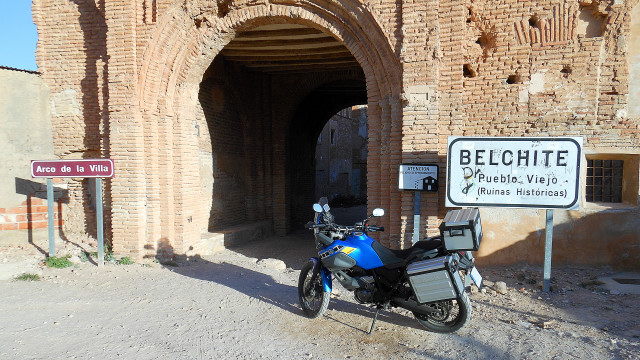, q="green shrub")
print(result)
[45,255,73,269]
[15,273,41,281]
[88,246,114,262]
[116,256,134,265]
